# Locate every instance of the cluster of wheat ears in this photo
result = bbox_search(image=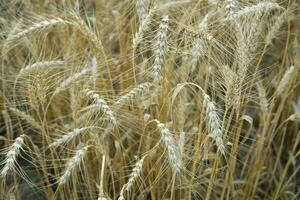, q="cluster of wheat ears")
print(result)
[0,0,299,199]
